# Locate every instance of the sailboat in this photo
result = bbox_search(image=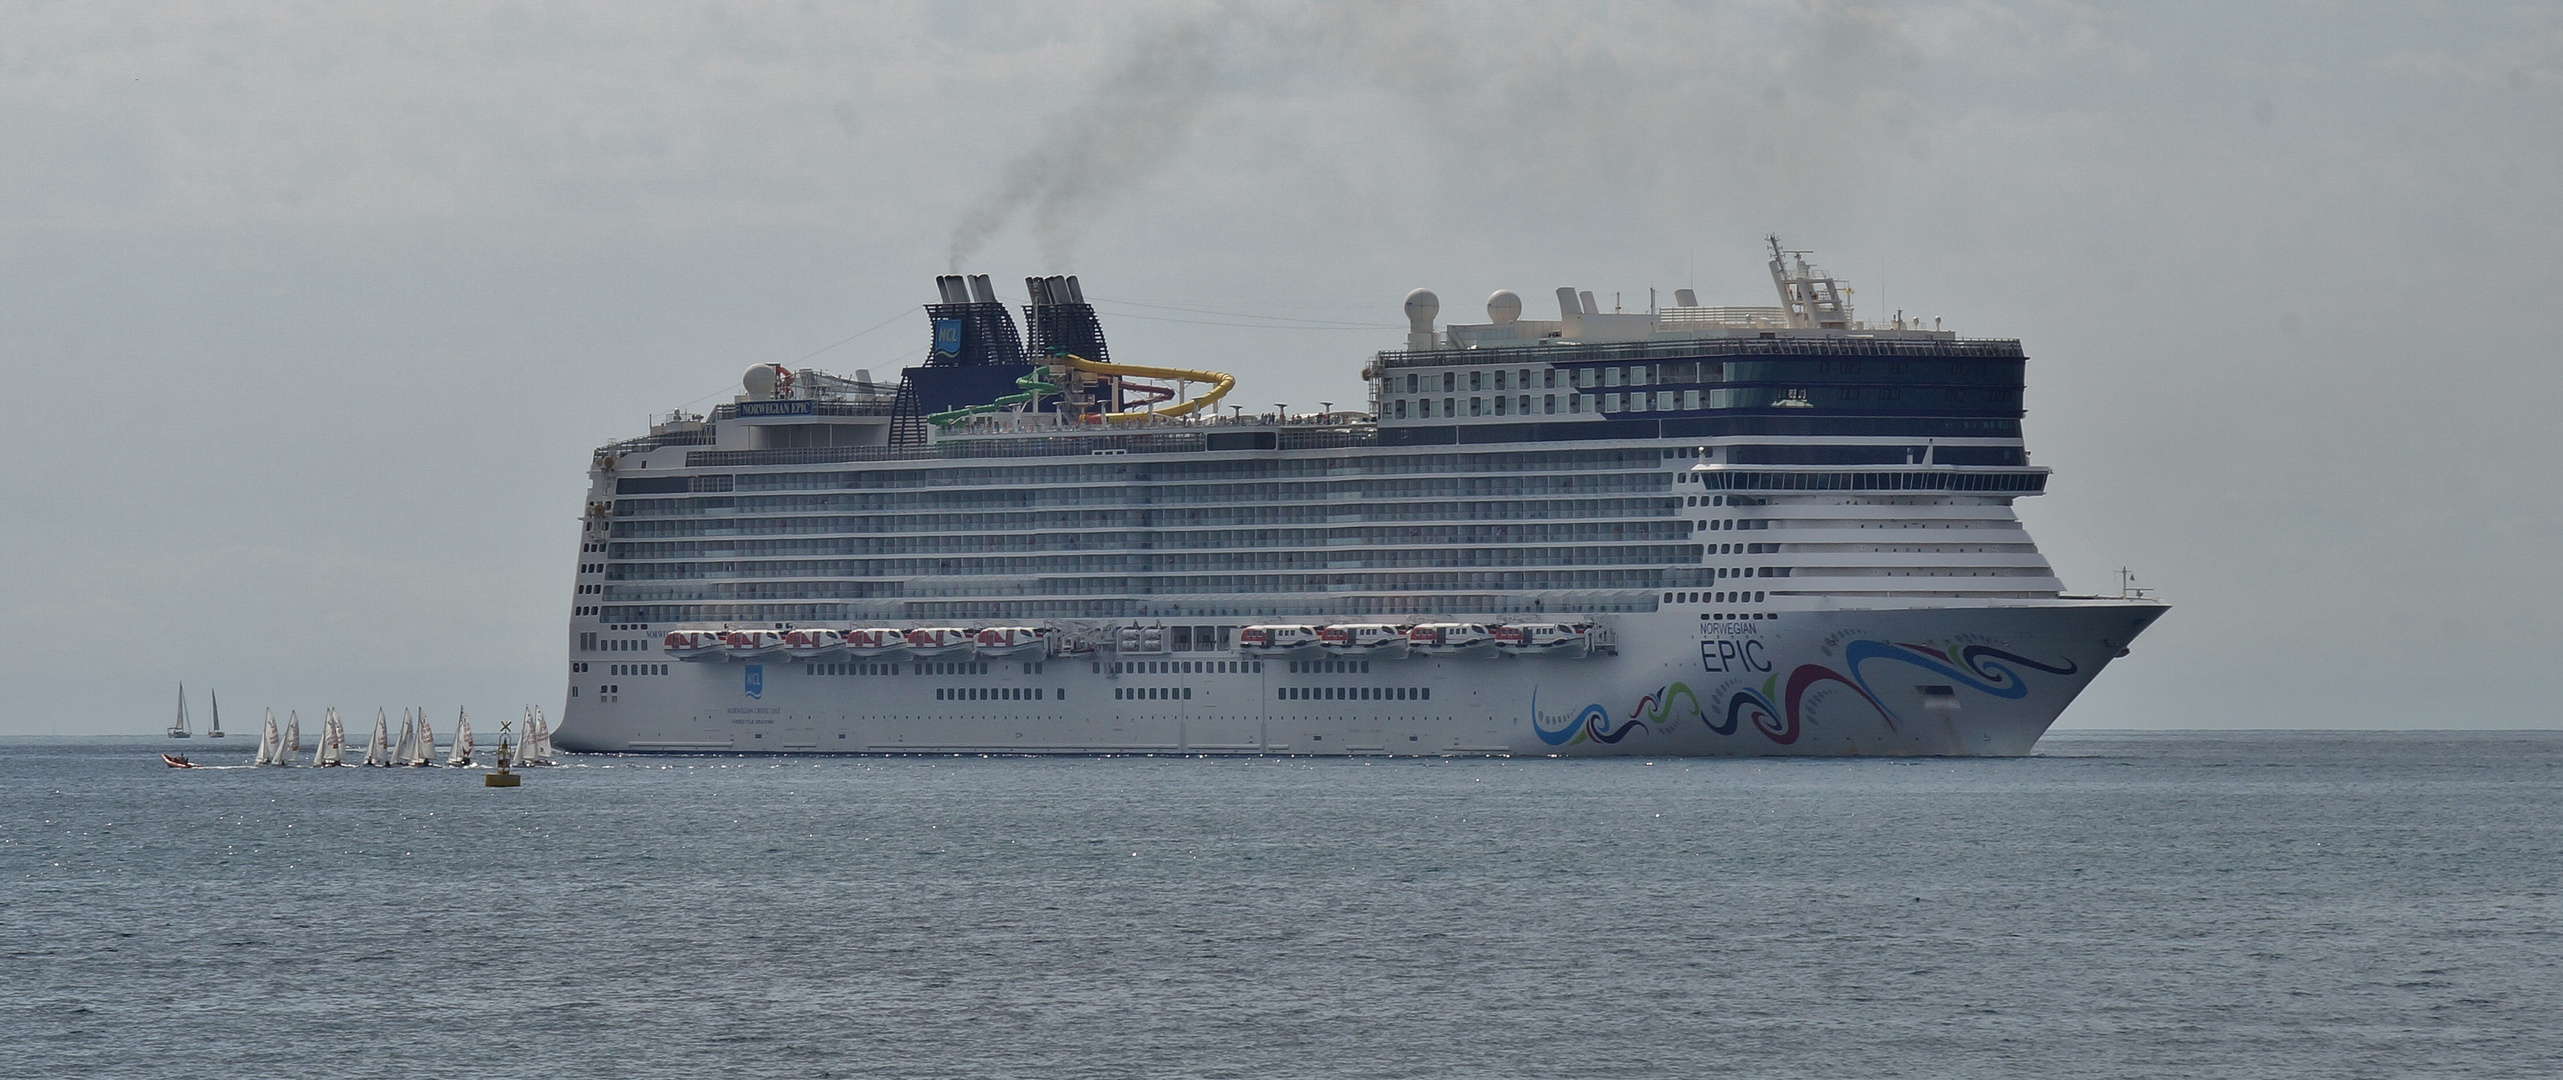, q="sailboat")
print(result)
[285,711,303,754]
[409,706,437,767]
[393,708,420,765]
[254,708,286,765]
[207,690,225,739]
[167,683,192,739]
[361,708,392,767]
[446,707,474,767]
[313,708,344,767]
[533,707,556,764]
